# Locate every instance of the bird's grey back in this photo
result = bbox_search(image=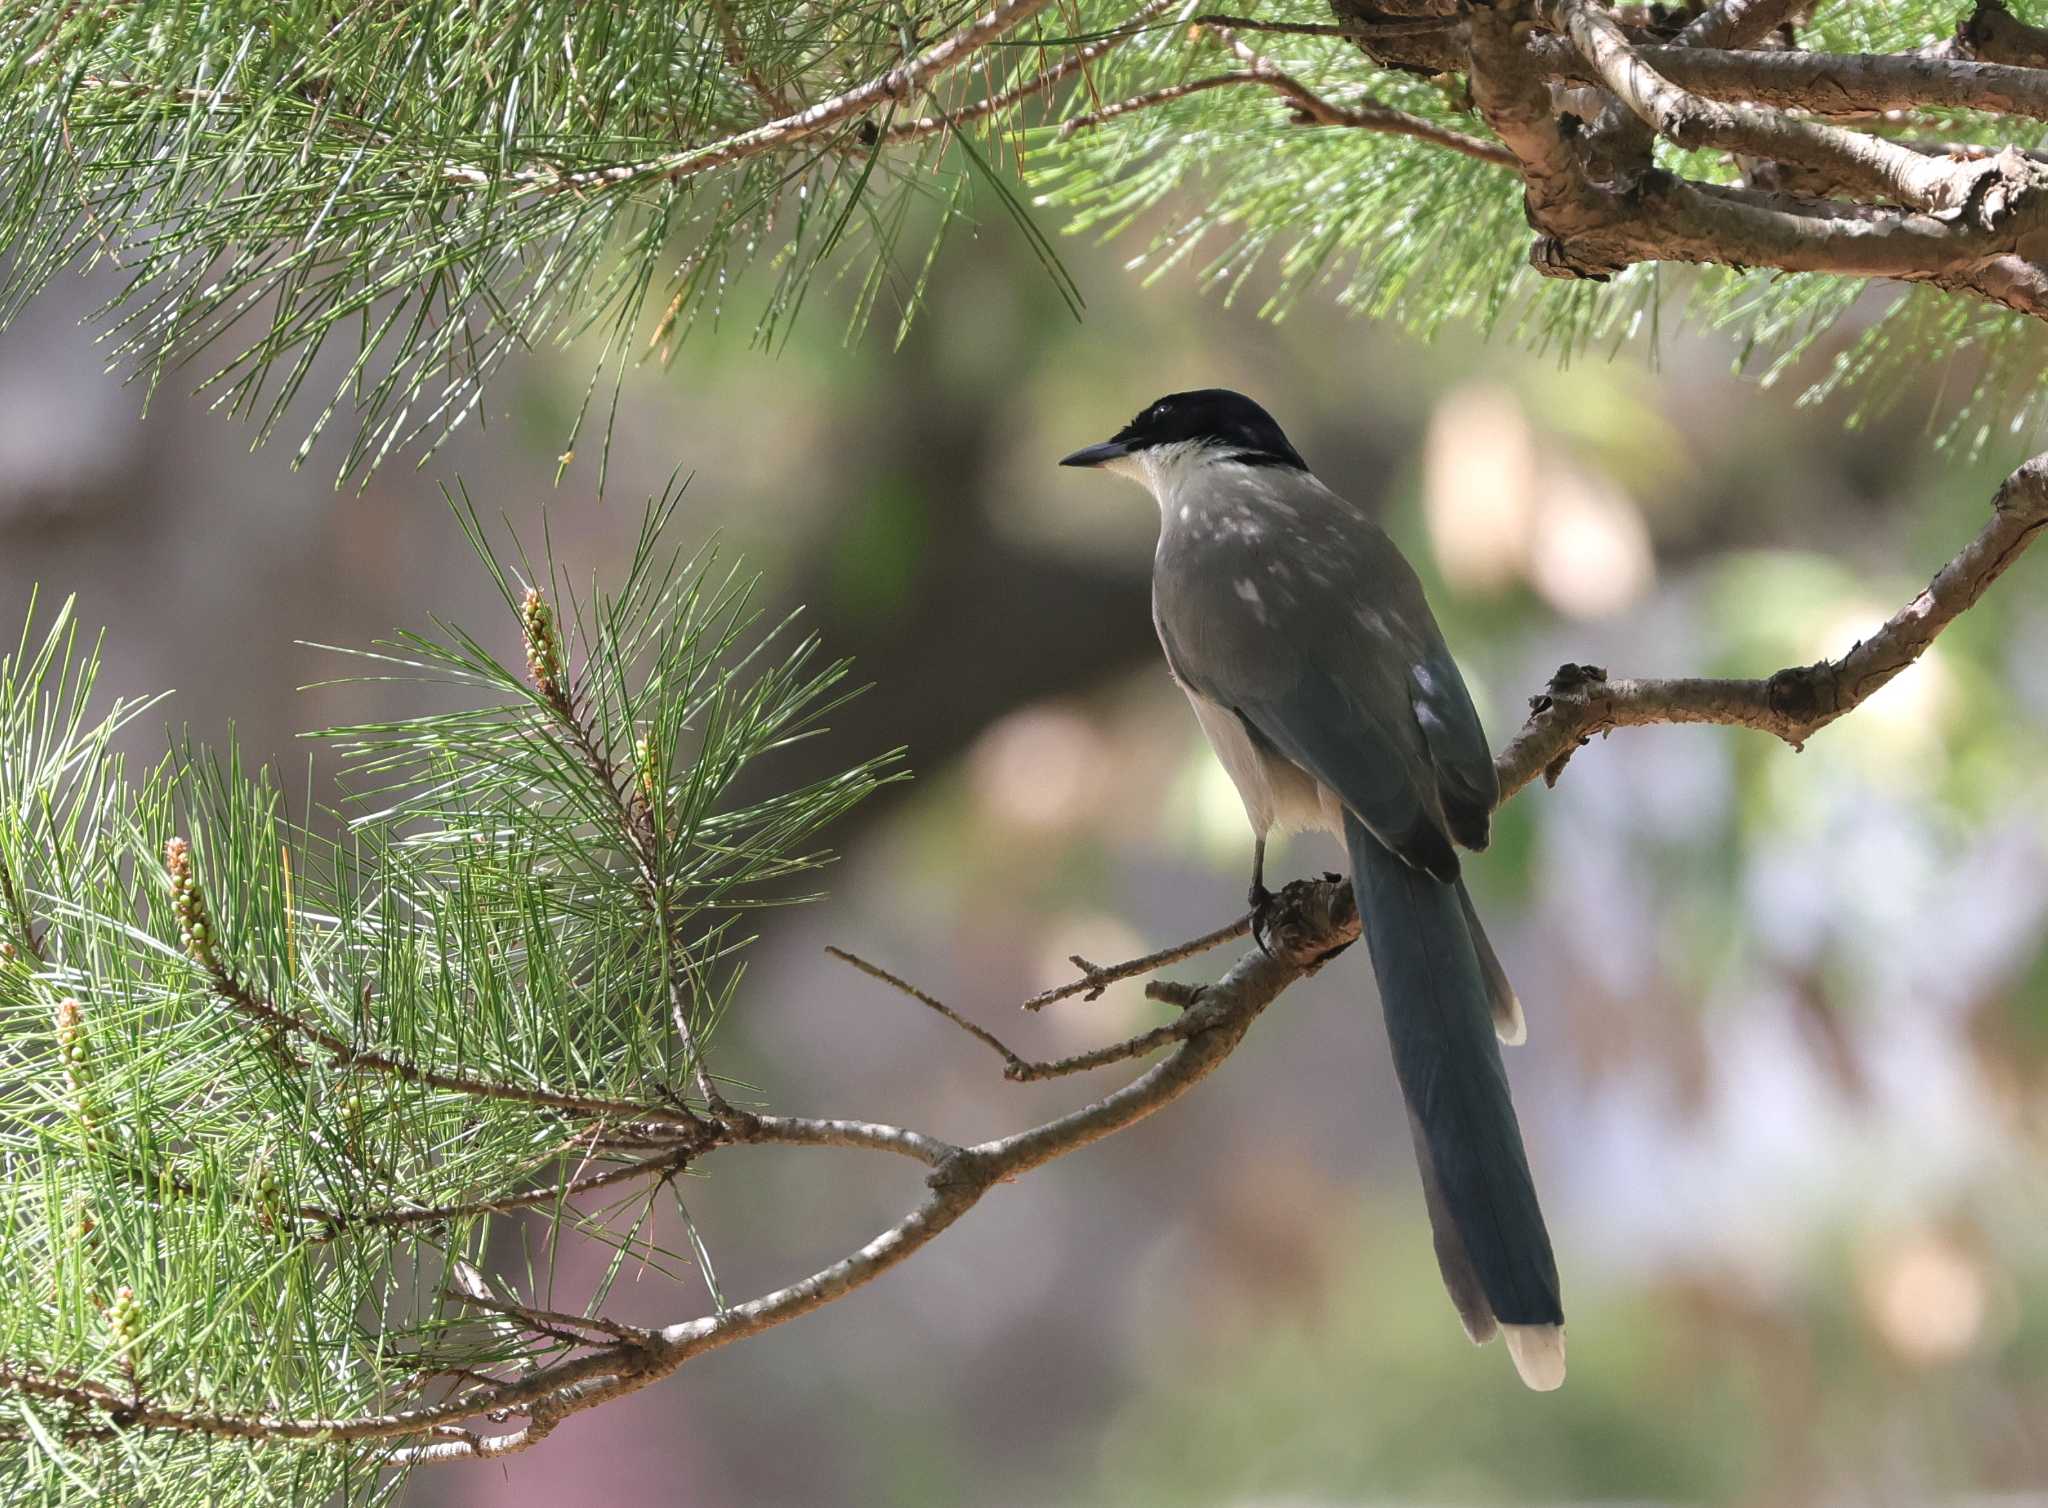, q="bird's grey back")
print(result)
[1149,457,1498,854]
